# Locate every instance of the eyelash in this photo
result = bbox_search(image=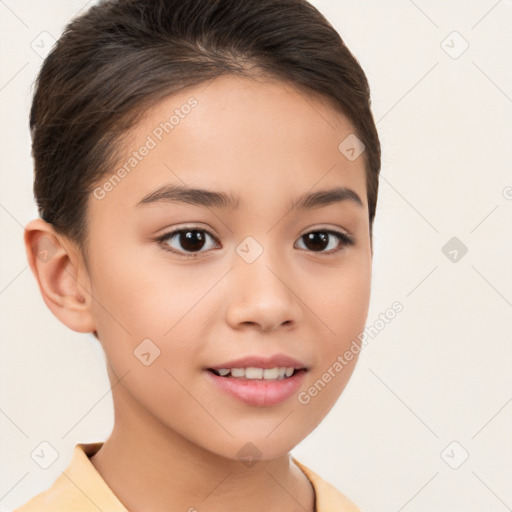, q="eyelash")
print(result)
[155,226,355,259]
